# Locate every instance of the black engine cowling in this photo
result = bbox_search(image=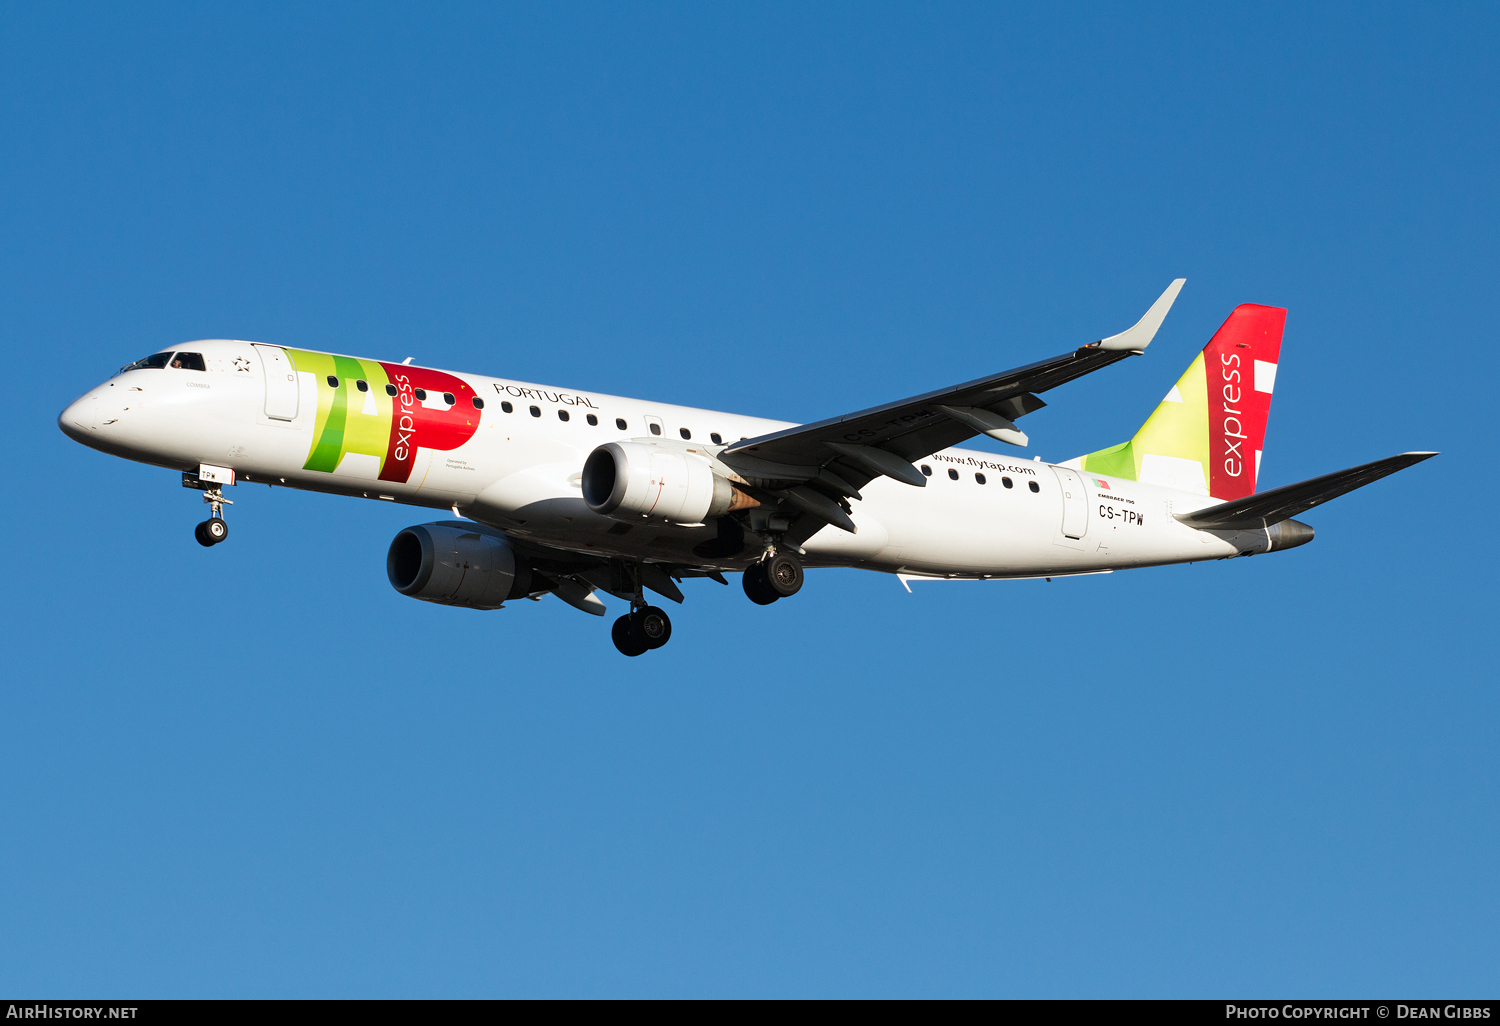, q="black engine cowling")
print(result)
[386,523,533,609]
